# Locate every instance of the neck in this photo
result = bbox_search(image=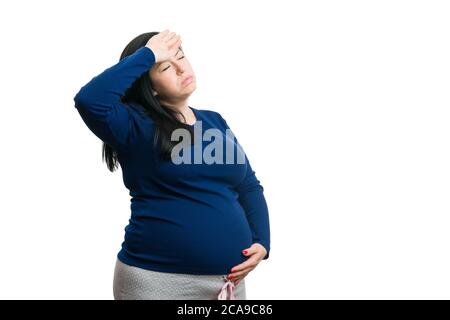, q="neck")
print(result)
[158,98,196,125]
